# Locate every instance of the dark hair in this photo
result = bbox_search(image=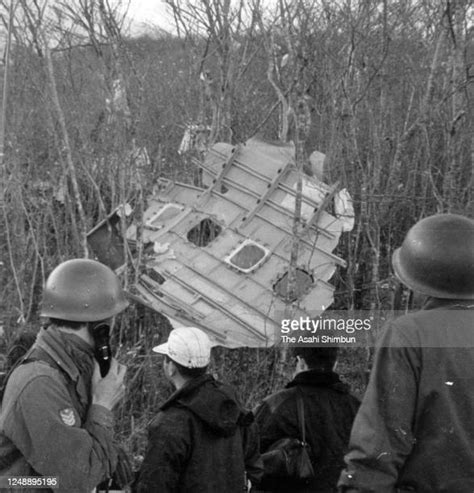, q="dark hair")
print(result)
[48,318,85,330]
[48,318,112,331]
[292,347,338,370]
[165,355,208,379]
